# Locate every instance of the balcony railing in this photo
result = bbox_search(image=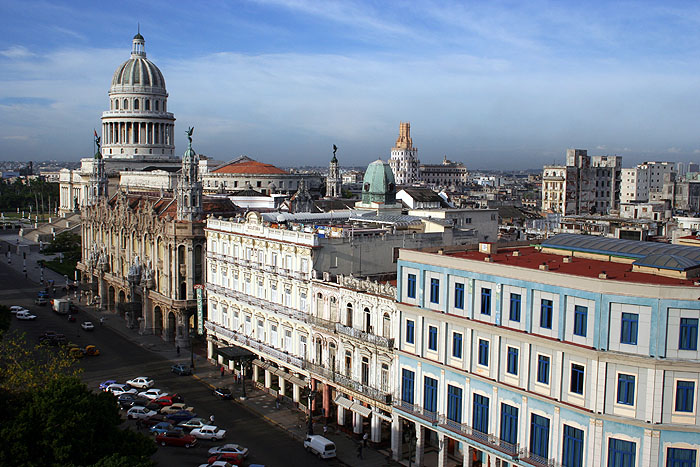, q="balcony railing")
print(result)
[304,361,392,405]
[307,314,336,332]
[518,450,561,467]
[393,400,438,423]
[335,322,394,349]
[206,282,309,324]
